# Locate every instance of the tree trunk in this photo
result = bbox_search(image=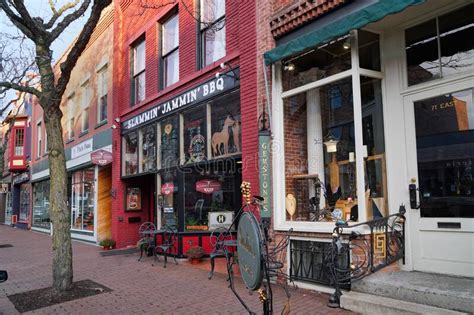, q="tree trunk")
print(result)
[44,104,73,294]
